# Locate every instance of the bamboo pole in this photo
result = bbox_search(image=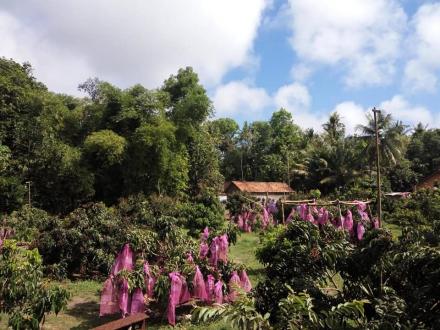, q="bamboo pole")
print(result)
[281,199,372,206]
[373,107,382,227]
[281,201,285,224]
